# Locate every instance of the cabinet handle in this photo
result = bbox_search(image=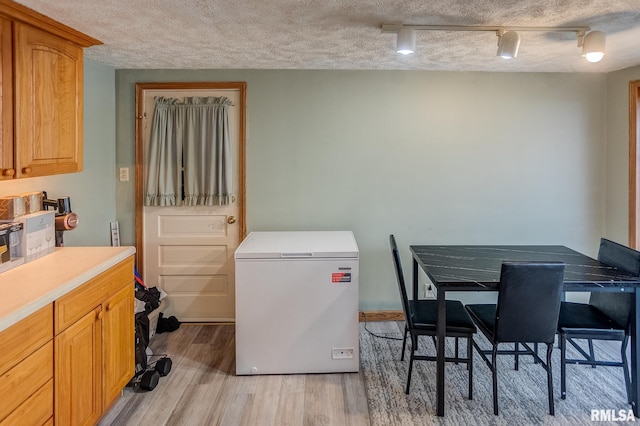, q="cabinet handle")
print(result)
[21,167,32,175]
[106,302,114,311]
[2,168,14,177]
[96,310,103,320]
